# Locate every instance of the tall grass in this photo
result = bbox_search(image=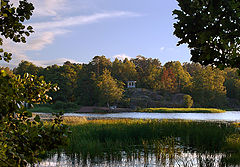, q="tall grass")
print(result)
[42,118,240,166]
[63,119,237,153]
